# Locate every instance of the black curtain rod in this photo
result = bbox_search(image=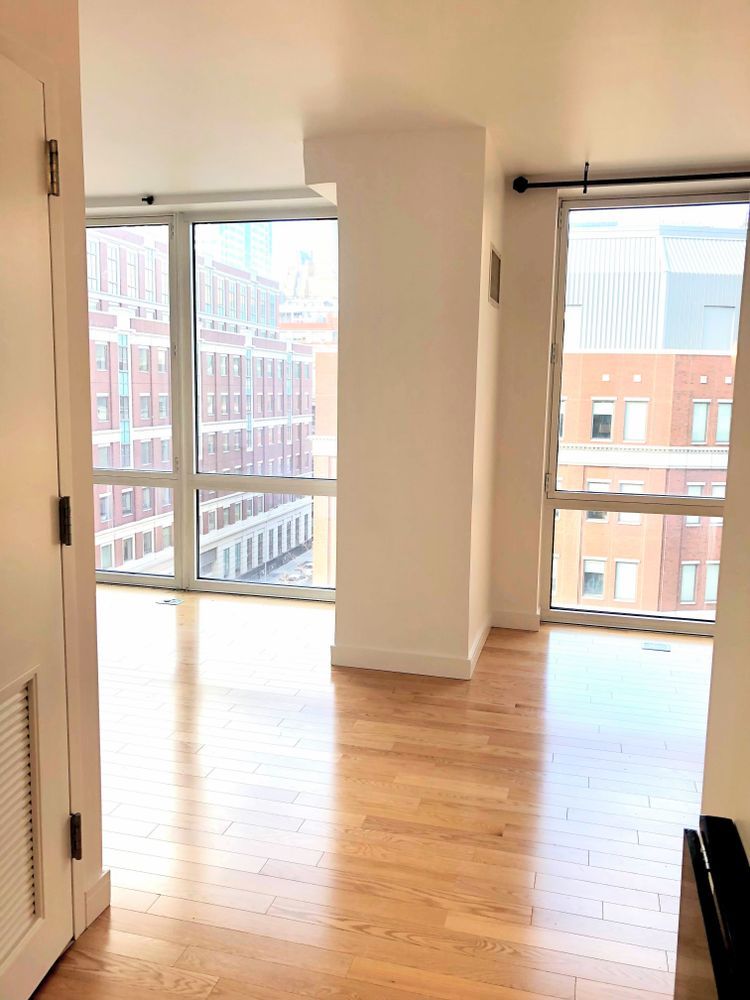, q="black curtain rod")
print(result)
[513,166,750,194]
